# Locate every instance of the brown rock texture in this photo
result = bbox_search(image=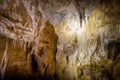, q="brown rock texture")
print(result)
[0,0,120,80]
